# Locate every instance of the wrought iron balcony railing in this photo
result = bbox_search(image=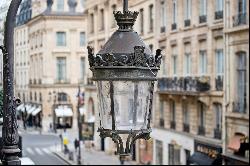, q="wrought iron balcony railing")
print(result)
[172,23,177,30]
[199,15,207,24]
[233,12,247,26]
[216,76,223,91]
[215,11,223,20]
[233,101,247,113]
[184,19,191,27]
[157,76,211,94]
[159,118,165,128]
[198,126,206,136]
[183,123,190,133]
[170,121,176,130]
[160,26,166,33]
[55,79,70,84]
[214,128,222,140]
